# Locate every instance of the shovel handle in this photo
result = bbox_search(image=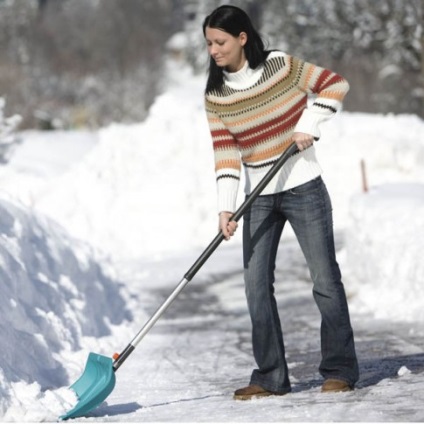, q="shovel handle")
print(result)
[184,141,299,281]
[113,142,299,371]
